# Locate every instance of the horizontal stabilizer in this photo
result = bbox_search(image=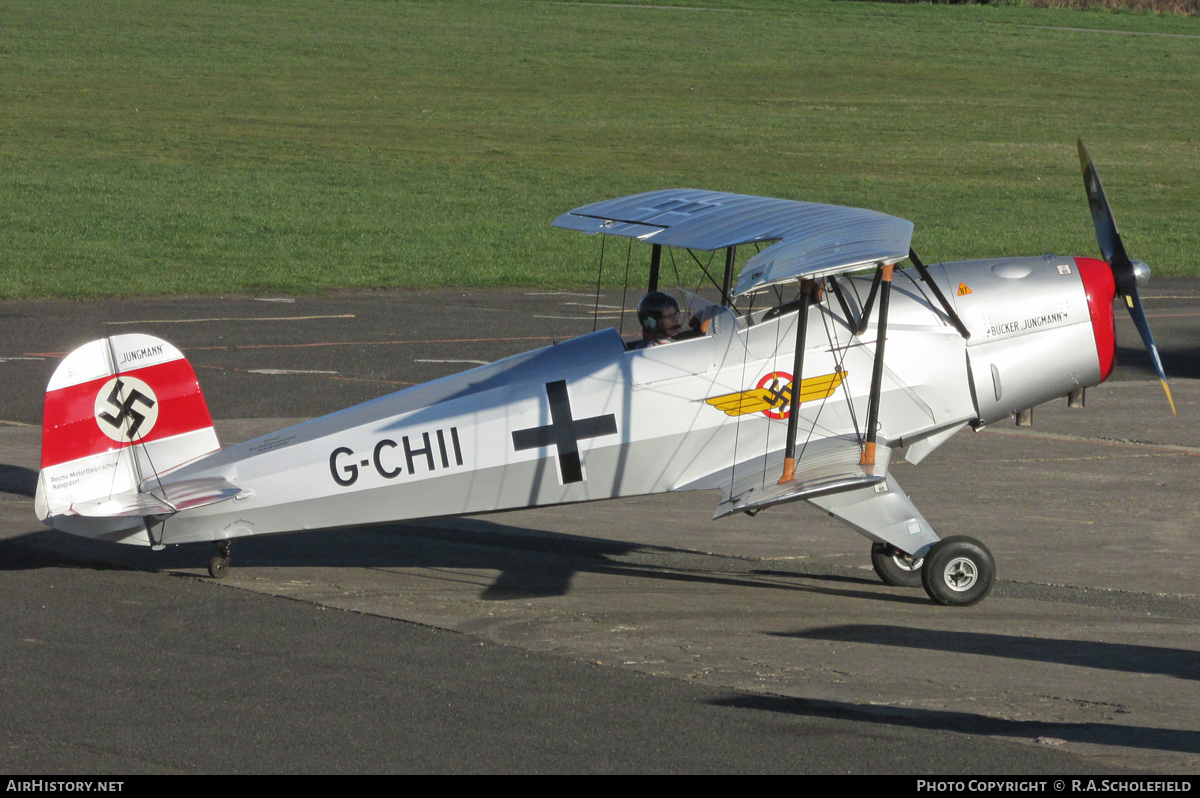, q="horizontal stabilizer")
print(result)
[714,436,889,518]
[70,477,245,518]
